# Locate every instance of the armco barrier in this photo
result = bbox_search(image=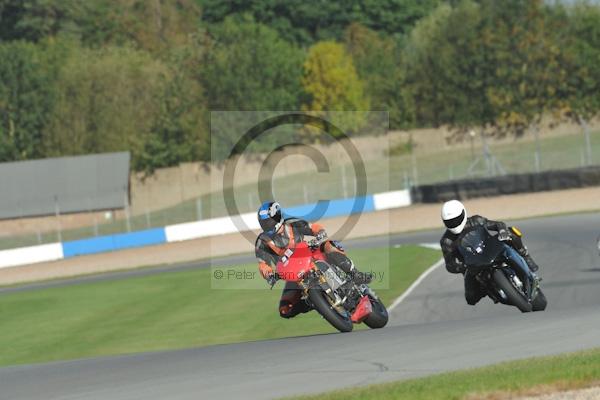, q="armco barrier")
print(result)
[0,190,411,268]
[410,166,600,203]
